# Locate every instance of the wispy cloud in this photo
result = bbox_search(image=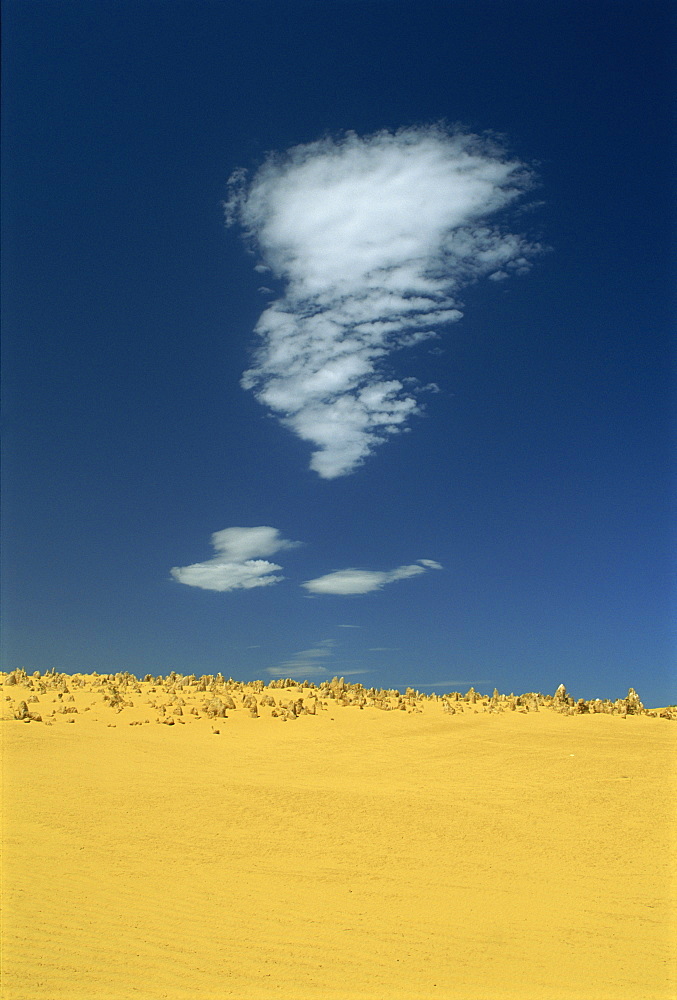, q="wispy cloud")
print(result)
[302,558,442,596]
[417,680,491,689]
[226,124,540,478]
[266,639,335,679]
[171,526,299,592]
